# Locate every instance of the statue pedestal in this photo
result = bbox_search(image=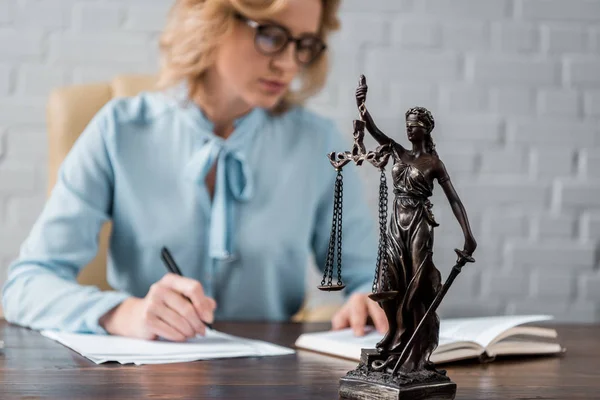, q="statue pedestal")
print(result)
[339,349,456,400]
